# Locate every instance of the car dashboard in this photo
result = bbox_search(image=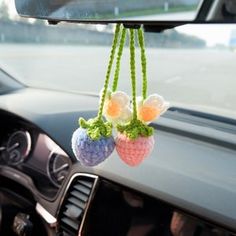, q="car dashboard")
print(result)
[0,87,236,236]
